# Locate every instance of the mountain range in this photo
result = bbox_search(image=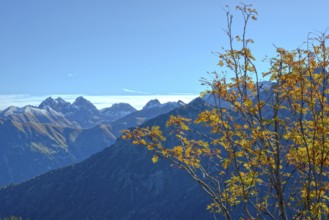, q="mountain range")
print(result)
[37,96,137,128]
[0,98,212,220]
[0,96,185,186]
[0,80,310,219]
